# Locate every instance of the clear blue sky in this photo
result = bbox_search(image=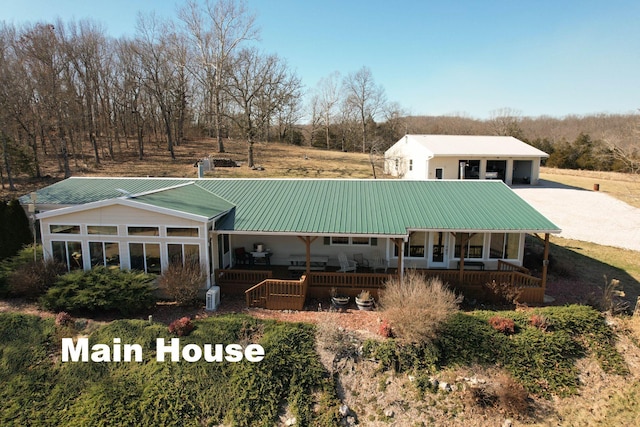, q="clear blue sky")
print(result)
[3,0,640,119]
